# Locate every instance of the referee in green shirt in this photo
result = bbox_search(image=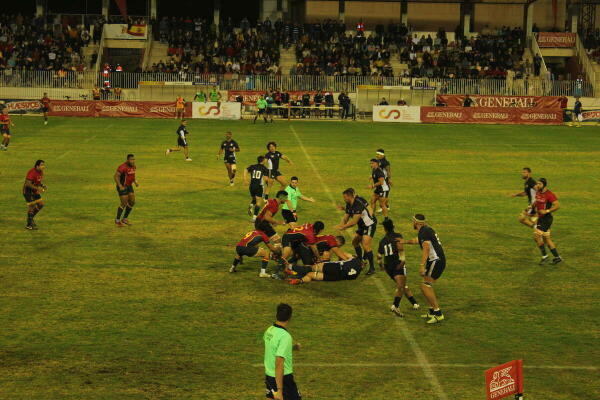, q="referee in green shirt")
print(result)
[254,95,268,124]
[263,303,302,400]
[282,177,315,228]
